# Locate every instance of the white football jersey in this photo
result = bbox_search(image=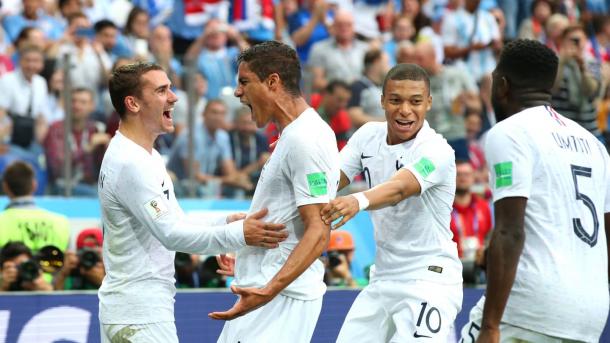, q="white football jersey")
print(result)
[484,105,610,342]
[232,108,340,300]
[341,121,462,285]
[98,131,246,324]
